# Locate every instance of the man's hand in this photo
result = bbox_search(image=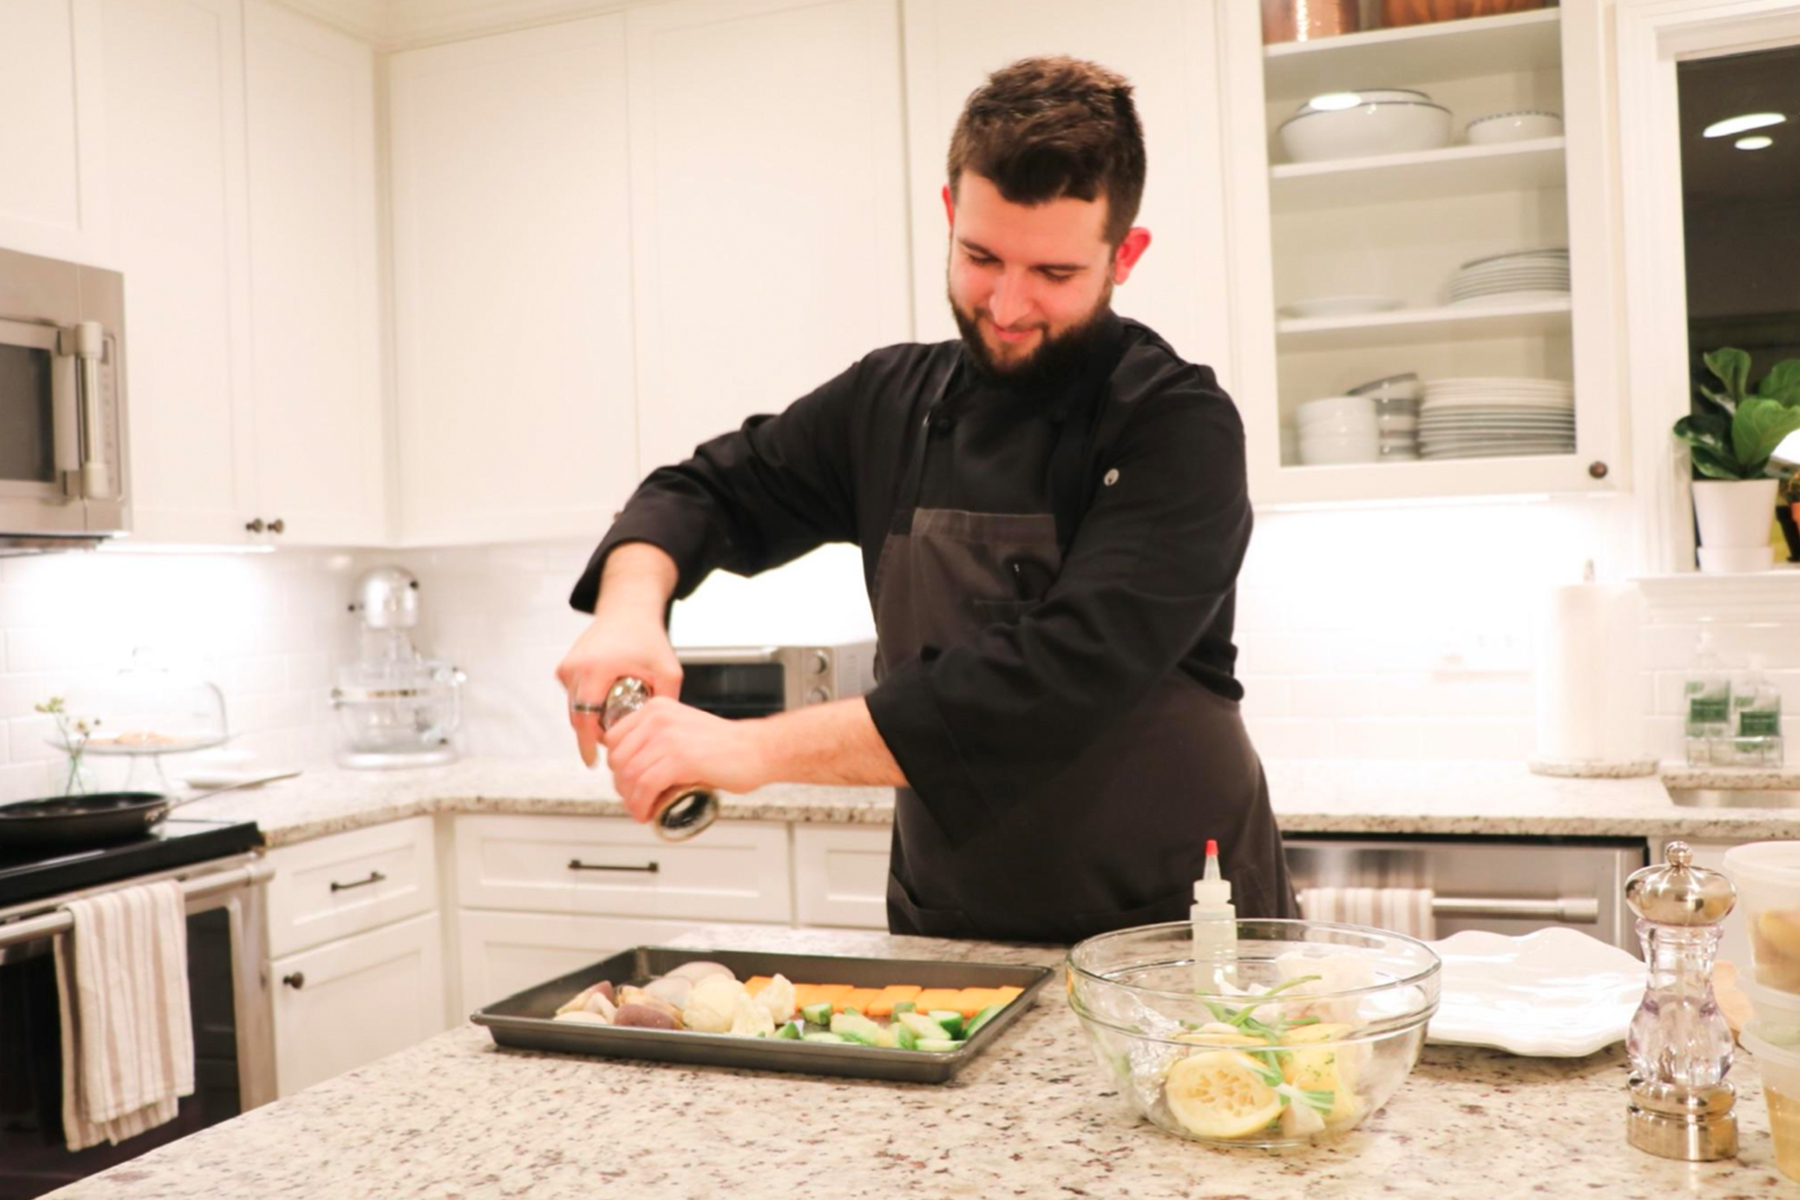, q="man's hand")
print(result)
[555,543,682,767]
[602,698,771,820]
